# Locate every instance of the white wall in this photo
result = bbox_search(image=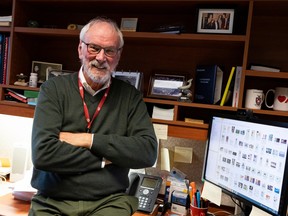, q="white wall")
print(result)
[0,114,33,168]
